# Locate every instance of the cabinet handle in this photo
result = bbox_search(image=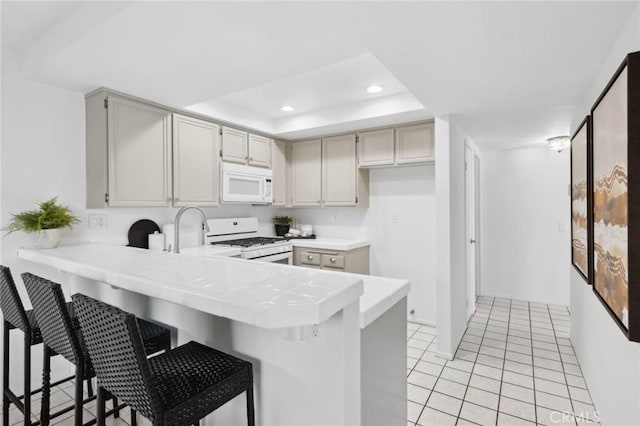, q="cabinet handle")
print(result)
[307,255,314,261]
[330,257,337,263]
[249,156,253,161]
[175,197,179,201]
[167,197,172,202]
[245,156,248,160]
